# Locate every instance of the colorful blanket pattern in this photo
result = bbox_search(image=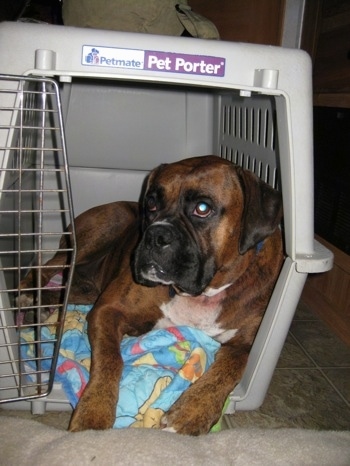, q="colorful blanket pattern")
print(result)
[20,305,221,430]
